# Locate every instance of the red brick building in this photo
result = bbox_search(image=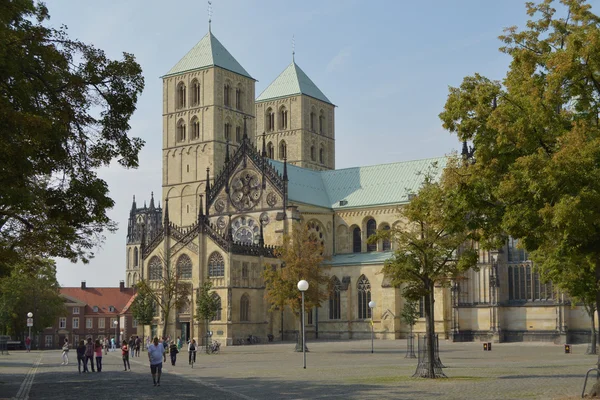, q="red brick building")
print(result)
[41,281,137,349]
